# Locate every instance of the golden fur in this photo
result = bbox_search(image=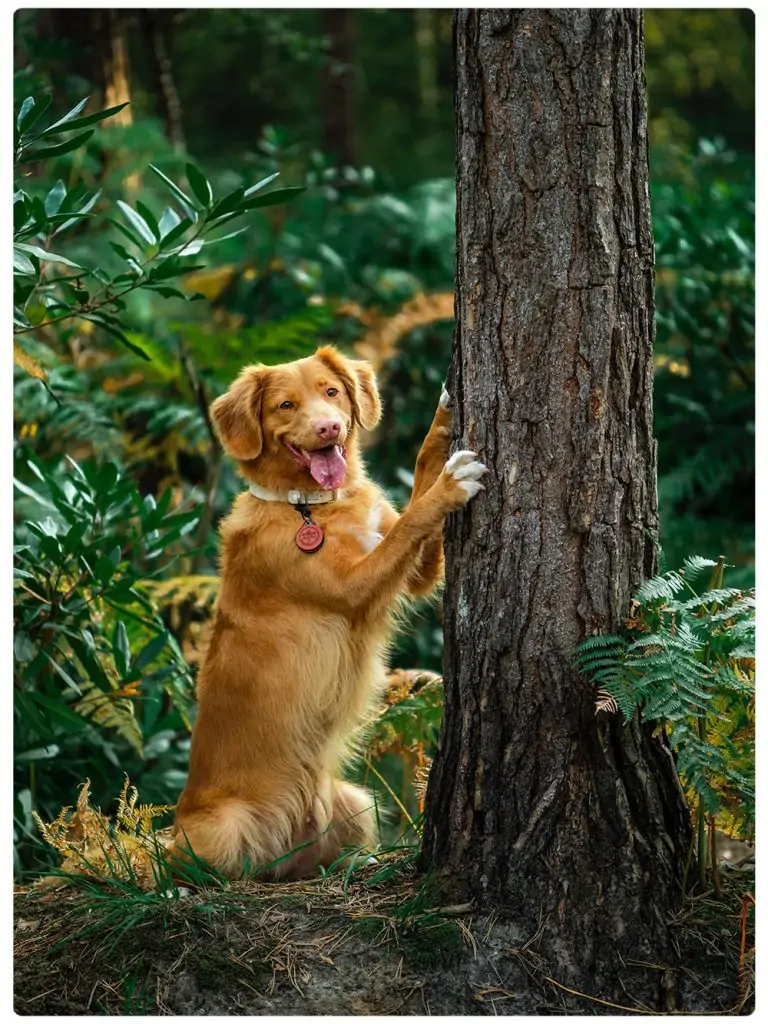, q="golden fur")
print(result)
[170,346,486,879]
